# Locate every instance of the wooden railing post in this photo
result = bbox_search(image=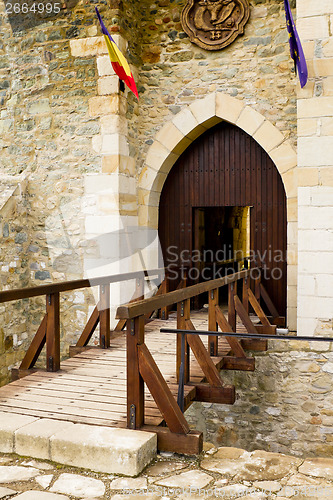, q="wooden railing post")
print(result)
[228,281,237,332]
[46,292,60,372]
[242,276,249,314]
[177,299,190,383]
[254,269,261,302]
[159,278,169,320]
[208,288,219,356]
[127,316,145,429]
[99,284,110,348]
